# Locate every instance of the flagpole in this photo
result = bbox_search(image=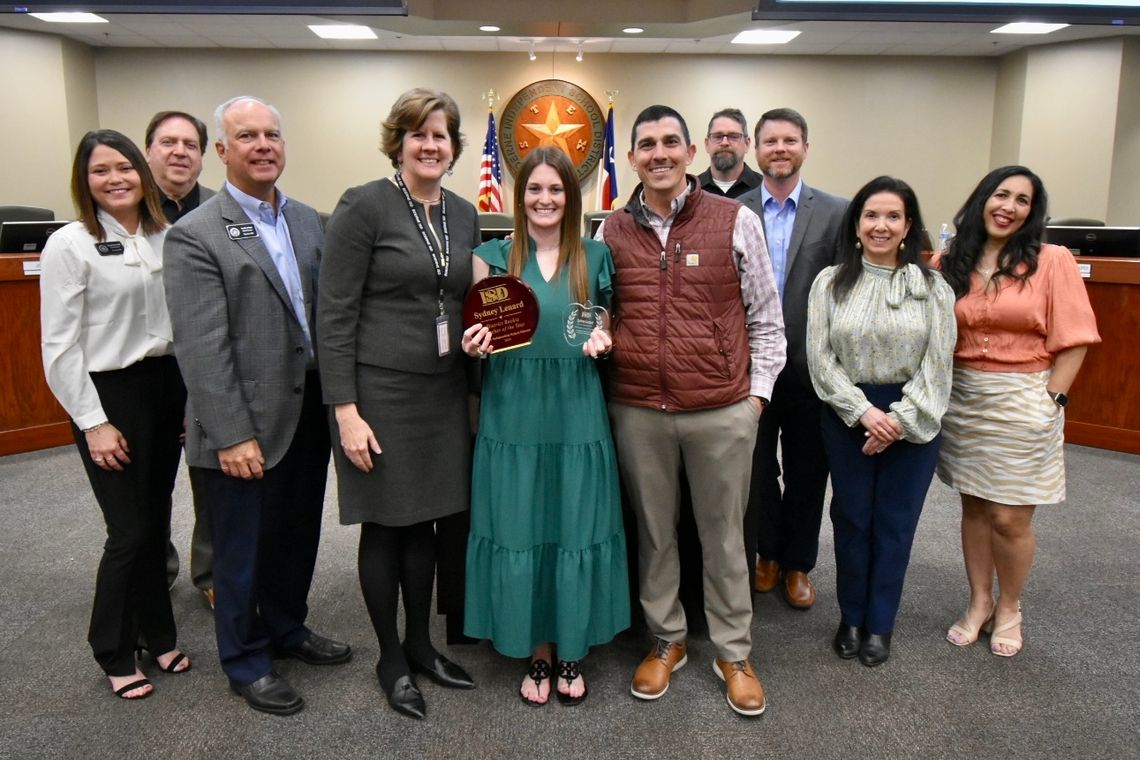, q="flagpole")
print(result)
[595,90,618,212]
[478,89,504,213]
